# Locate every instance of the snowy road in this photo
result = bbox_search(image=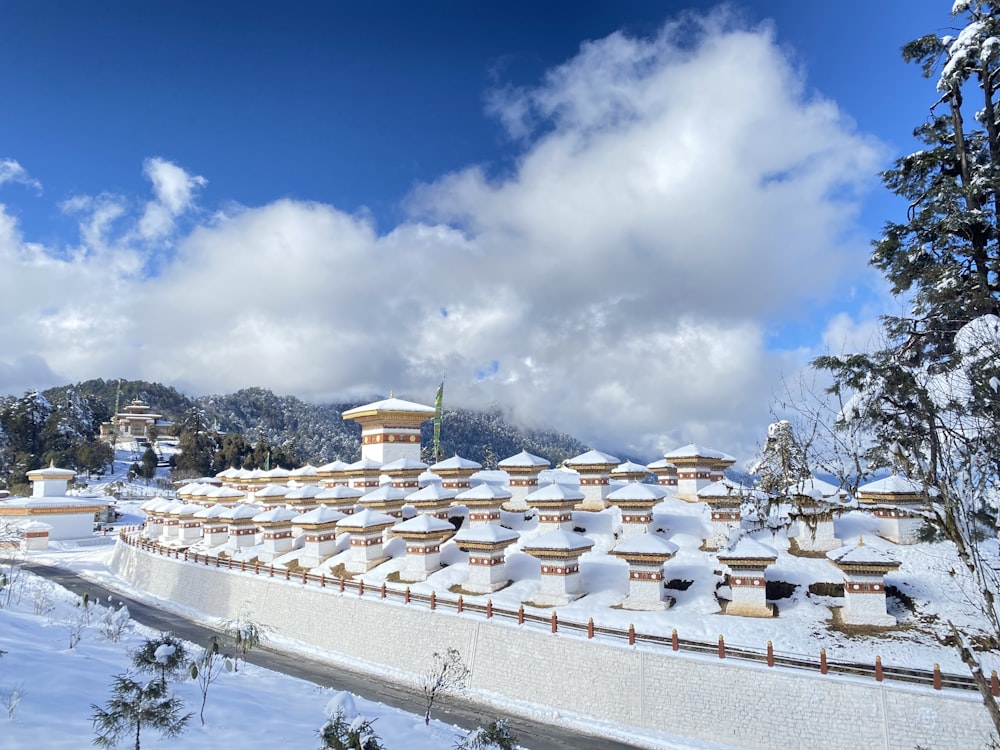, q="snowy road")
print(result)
[27,562,651,750]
